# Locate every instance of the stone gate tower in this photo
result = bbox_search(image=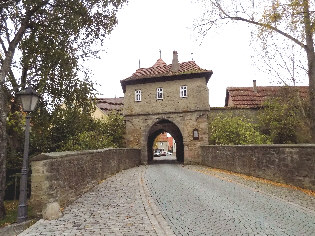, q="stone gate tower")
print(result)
[120,51,213,164]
